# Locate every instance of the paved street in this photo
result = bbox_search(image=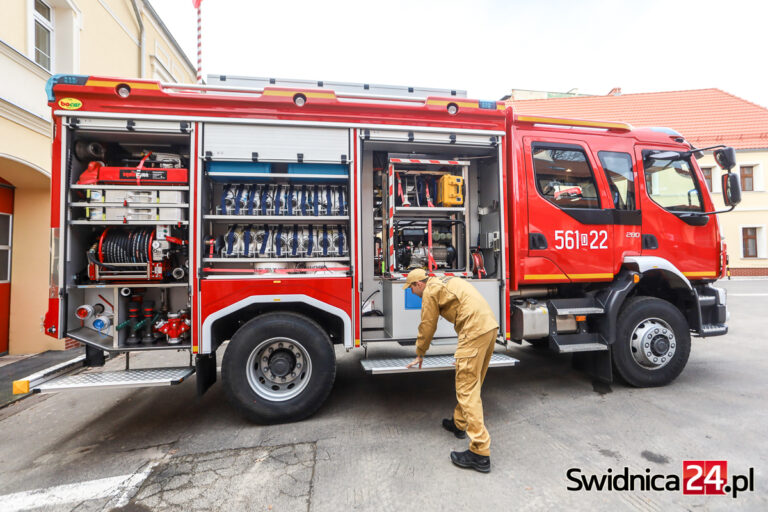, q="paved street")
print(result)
[0,279,765,511]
